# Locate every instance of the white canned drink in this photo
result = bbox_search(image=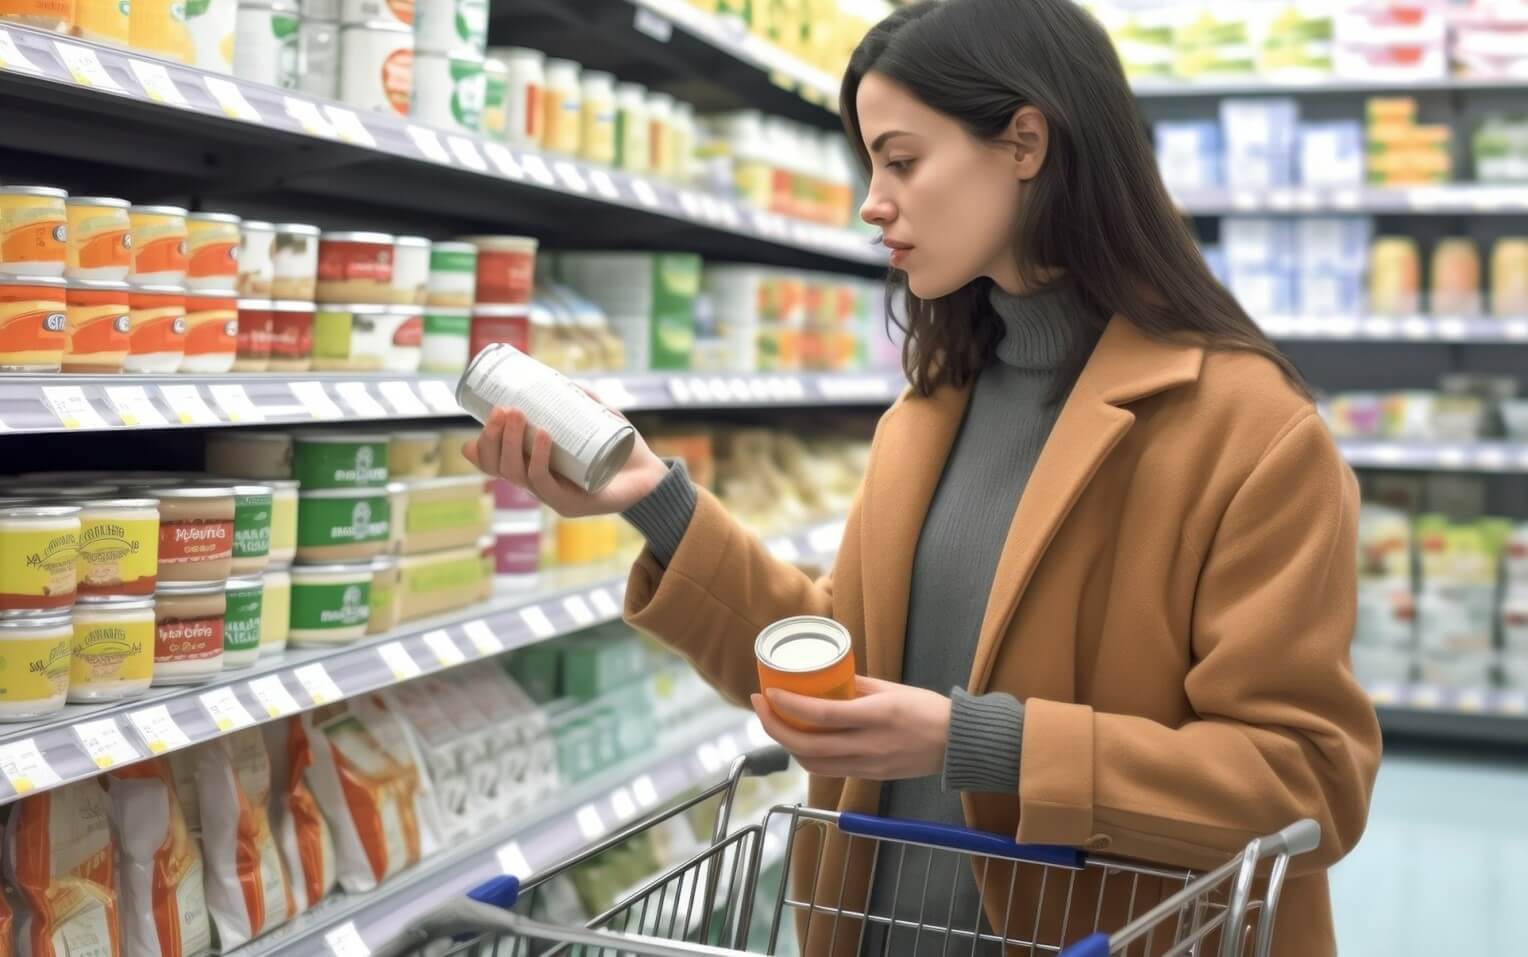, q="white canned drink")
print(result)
[494,46,544,147]
[456,342,636,493]
[414,0,485,56]
[411,49,485,134]
[298,17,341,99]
[186,0,238,74]
[481,57,507,140]
[233,2,300,89]
[341,0,410,28]
[341,20,413,116]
